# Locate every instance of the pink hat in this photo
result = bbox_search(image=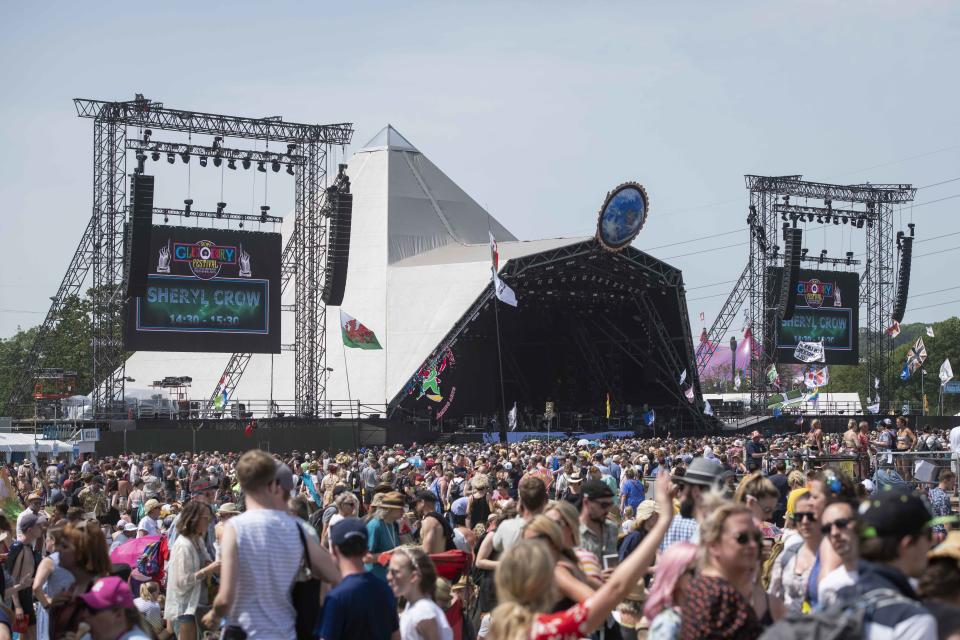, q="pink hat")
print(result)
[77,577,135,611]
